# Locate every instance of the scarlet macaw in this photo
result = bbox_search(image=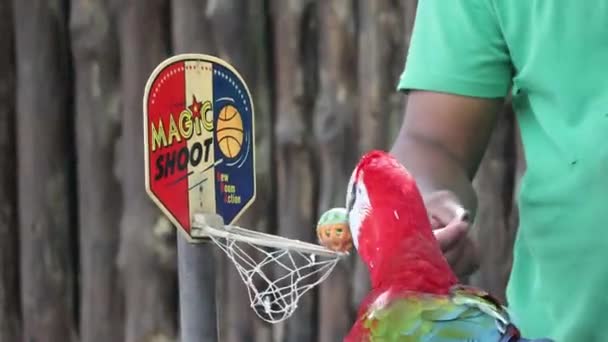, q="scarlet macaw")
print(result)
[339,150,553,342]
